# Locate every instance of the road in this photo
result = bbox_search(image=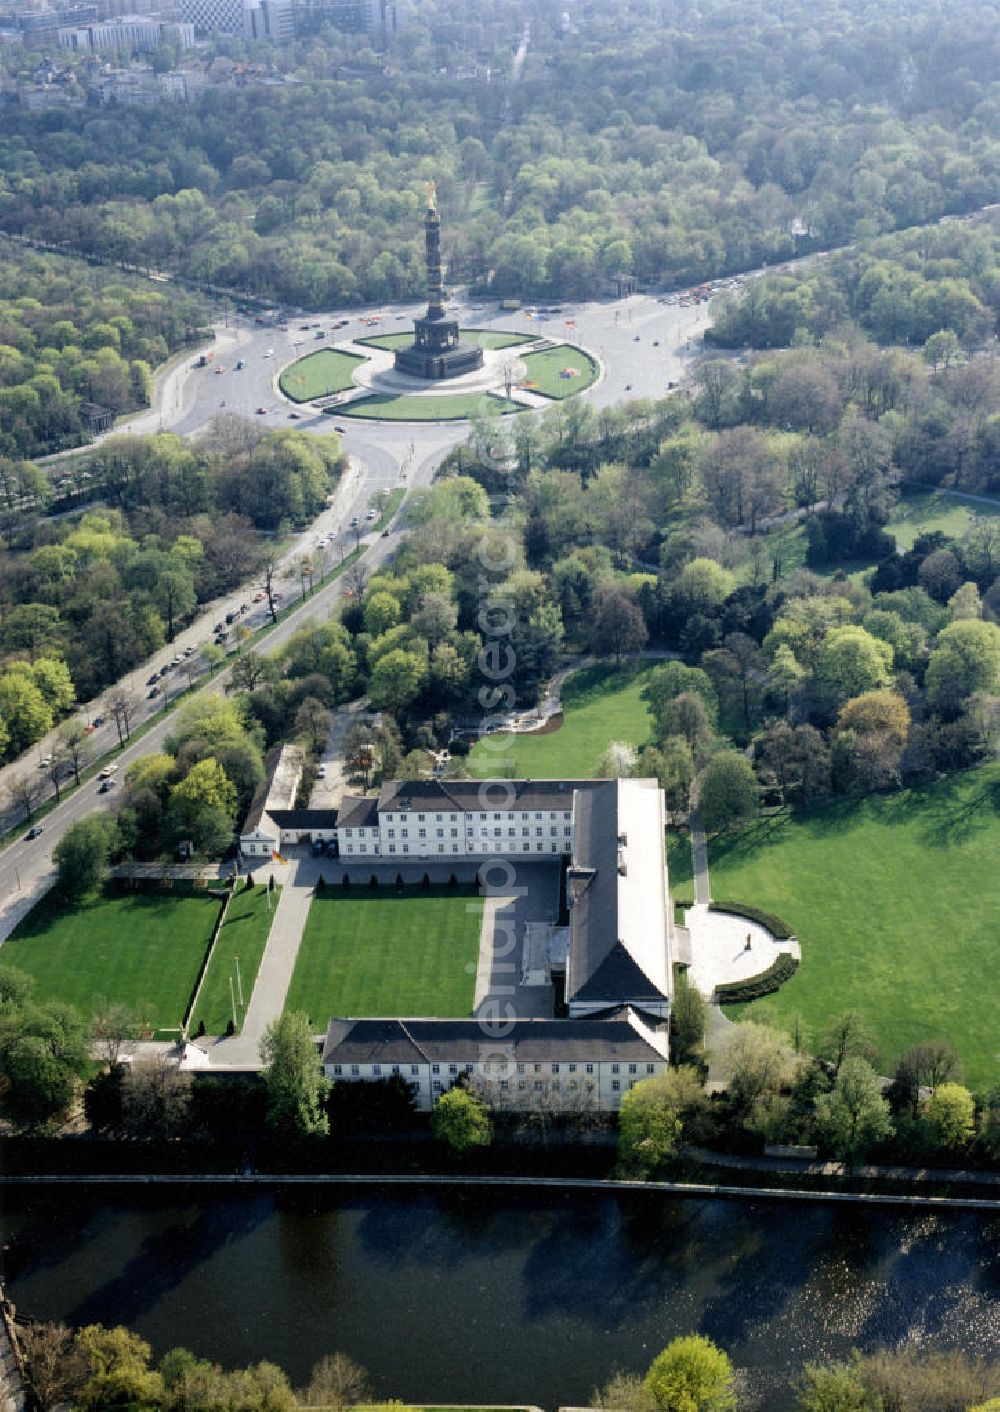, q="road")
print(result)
[0,272,717,932]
